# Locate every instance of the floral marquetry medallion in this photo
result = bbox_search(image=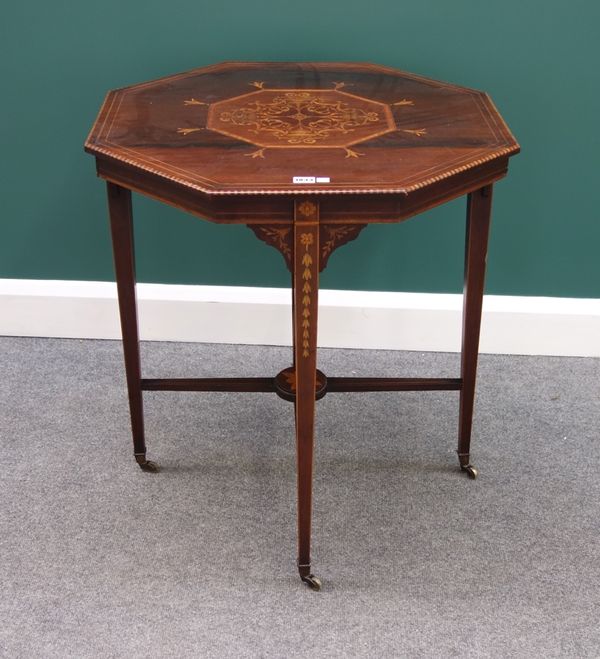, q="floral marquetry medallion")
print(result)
[207,87,395,154]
